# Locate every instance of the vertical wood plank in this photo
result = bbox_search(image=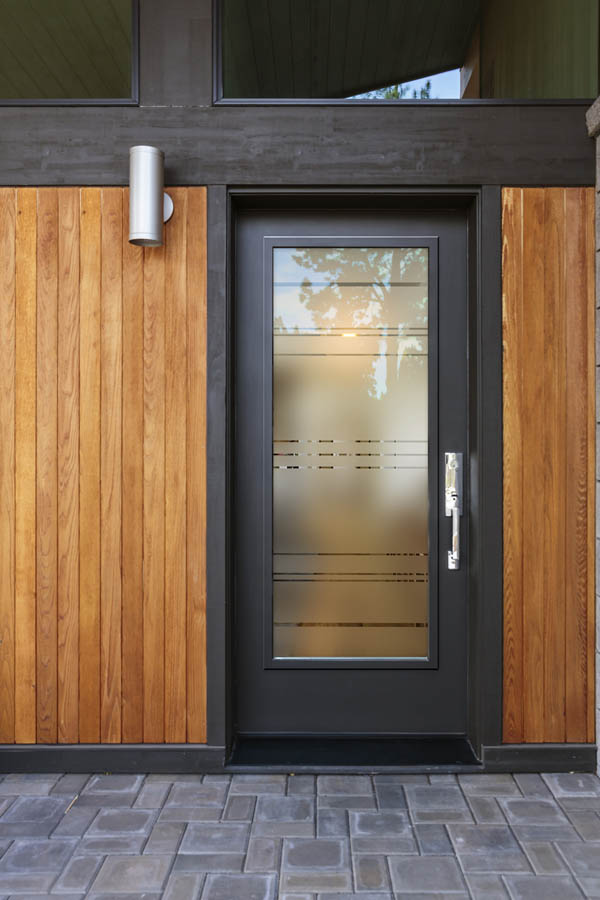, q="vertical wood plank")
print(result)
[0,189,16,743]
[143,243,166,743]
[7,186,210,745]
[165,188,188,743]
[503,186,595,744]
[36,189,59,744]
[585,187,596,743]
[565,187,590,742]
[502,188,524,743]
[542,188,566,742]
[521,188,546,743]
[187,188,207,743]
[15,188,37,743]
[57,189,80,744]
[79,188,101,743]
[100,189,123,743]
[121,190,144,744]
